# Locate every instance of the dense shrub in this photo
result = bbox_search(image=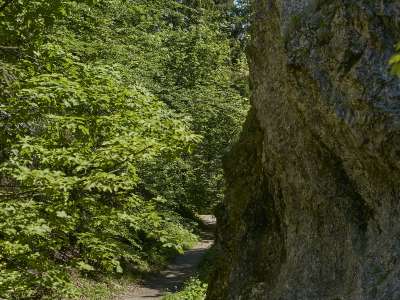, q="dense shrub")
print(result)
[163,278,207,300]
[0,0,248,297]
